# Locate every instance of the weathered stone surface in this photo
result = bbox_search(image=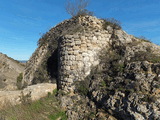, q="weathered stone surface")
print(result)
[0,83,56,109]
